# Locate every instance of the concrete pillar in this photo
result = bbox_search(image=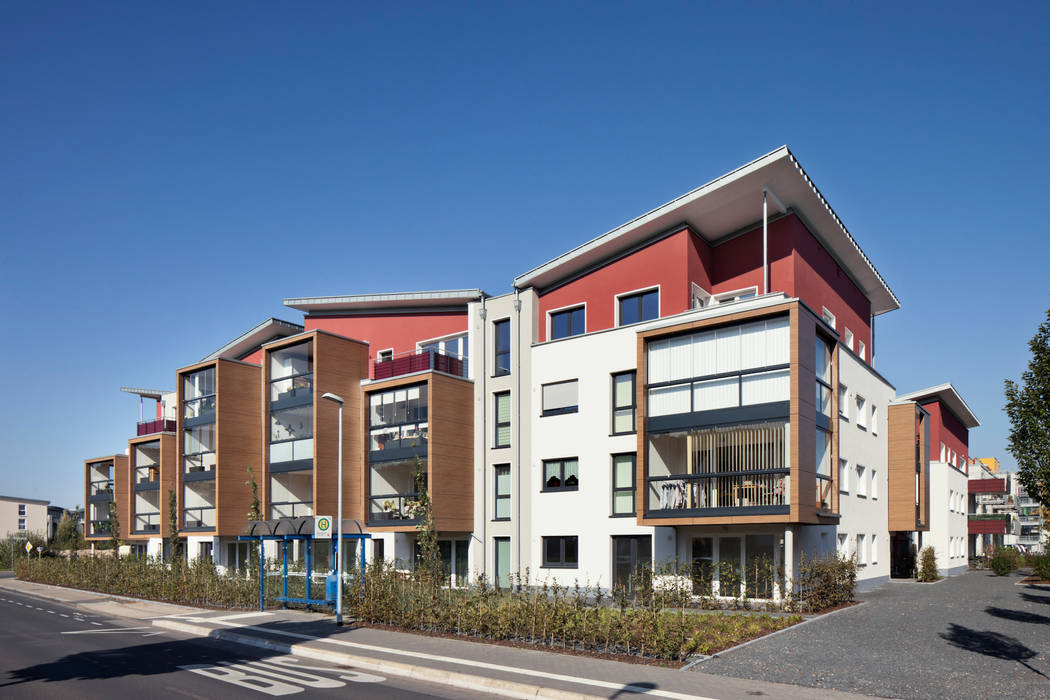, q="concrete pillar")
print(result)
[784,526,796,590]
